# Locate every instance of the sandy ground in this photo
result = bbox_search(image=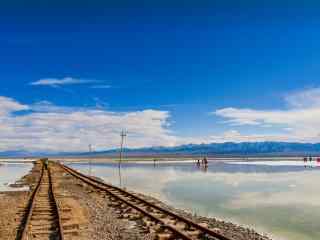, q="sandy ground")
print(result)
[0,191,28,240]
